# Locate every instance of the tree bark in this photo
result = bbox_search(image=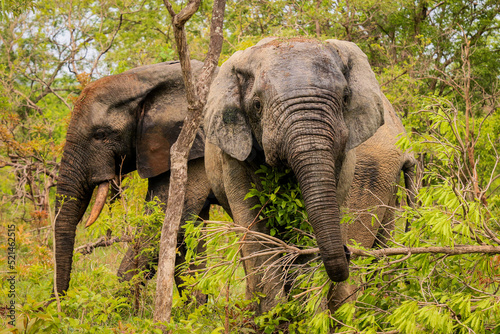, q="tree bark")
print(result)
[352,245,500,257]
[153,0,226,329]
[315,0,321,38]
